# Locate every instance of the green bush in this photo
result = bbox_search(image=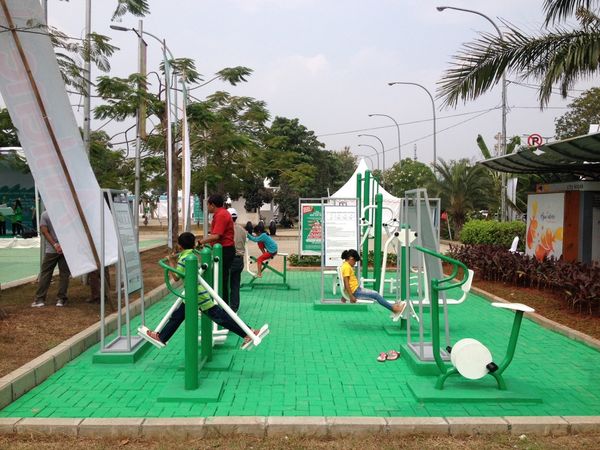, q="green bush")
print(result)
[288,254,321,266]
[288,252,398,267]
[460,220,525,249]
